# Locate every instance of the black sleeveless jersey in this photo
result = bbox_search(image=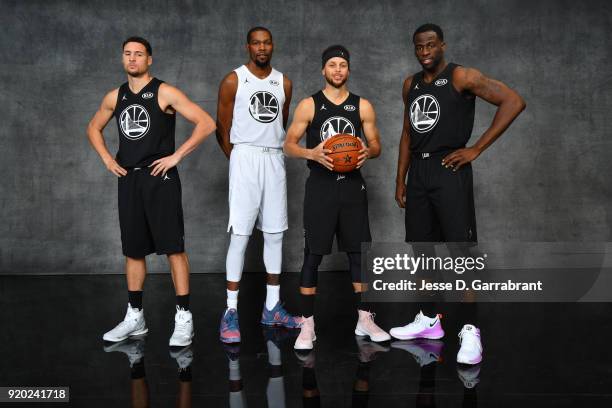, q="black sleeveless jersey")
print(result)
[306,90,363,172]
[406,63,475,153]
[114,78,176,168]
